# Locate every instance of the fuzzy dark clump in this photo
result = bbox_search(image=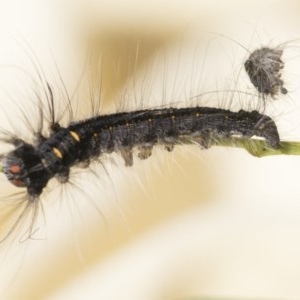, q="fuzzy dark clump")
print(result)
[244,47,287,98]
